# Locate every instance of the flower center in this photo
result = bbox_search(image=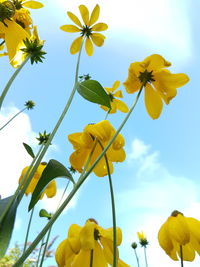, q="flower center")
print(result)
[81,25,92,38]
[0,1,16,25]
[12,0,23,10]
[171,210,184,217]
[94,228,100,241]
[108,93,114,102]
[138,69,155,86]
